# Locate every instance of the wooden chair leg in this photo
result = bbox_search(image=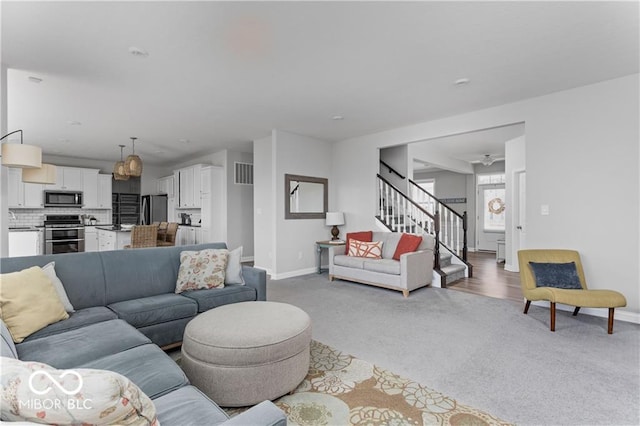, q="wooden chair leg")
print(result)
[572,307,580,316]
[524,300,531,314]
[550,302,556,332]
[608,308,615,334]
